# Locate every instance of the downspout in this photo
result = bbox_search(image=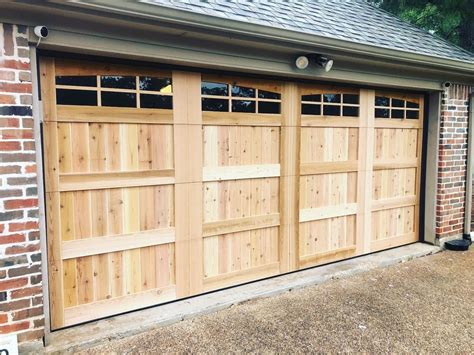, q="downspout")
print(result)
[464,93,474,240]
